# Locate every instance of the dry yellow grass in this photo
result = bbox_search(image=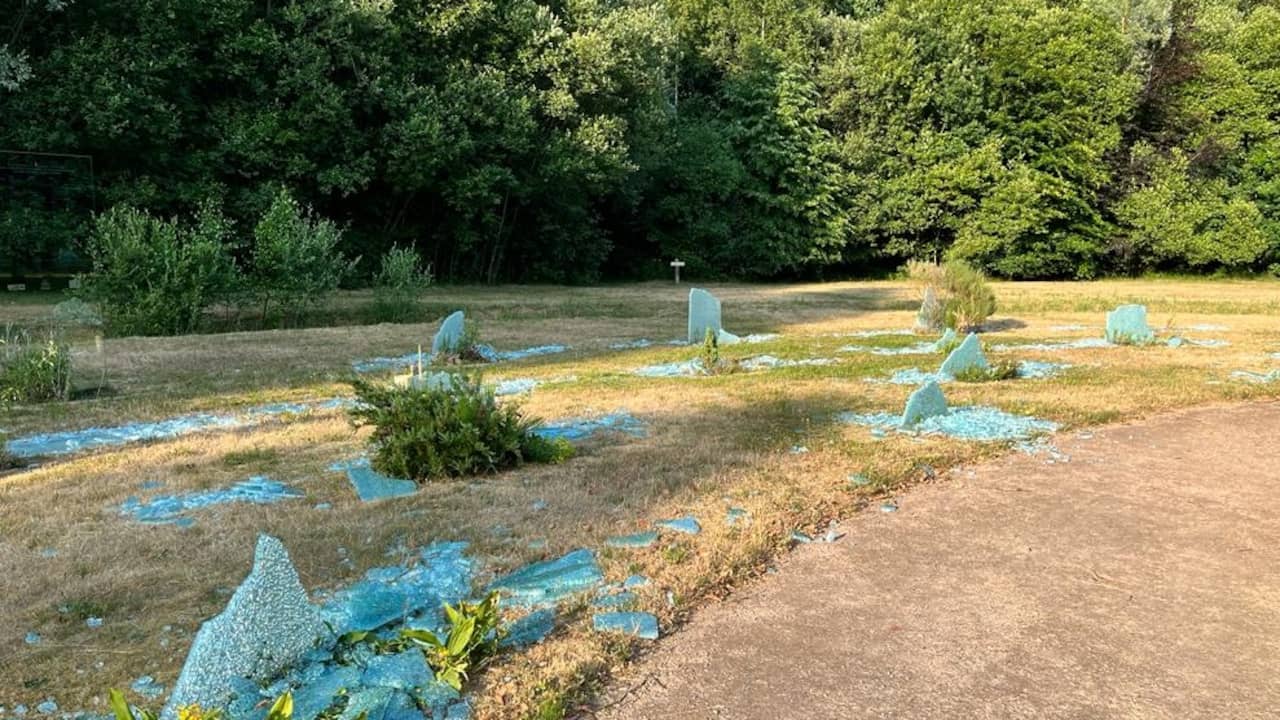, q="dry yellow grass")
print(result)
[1,279,1278,717]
